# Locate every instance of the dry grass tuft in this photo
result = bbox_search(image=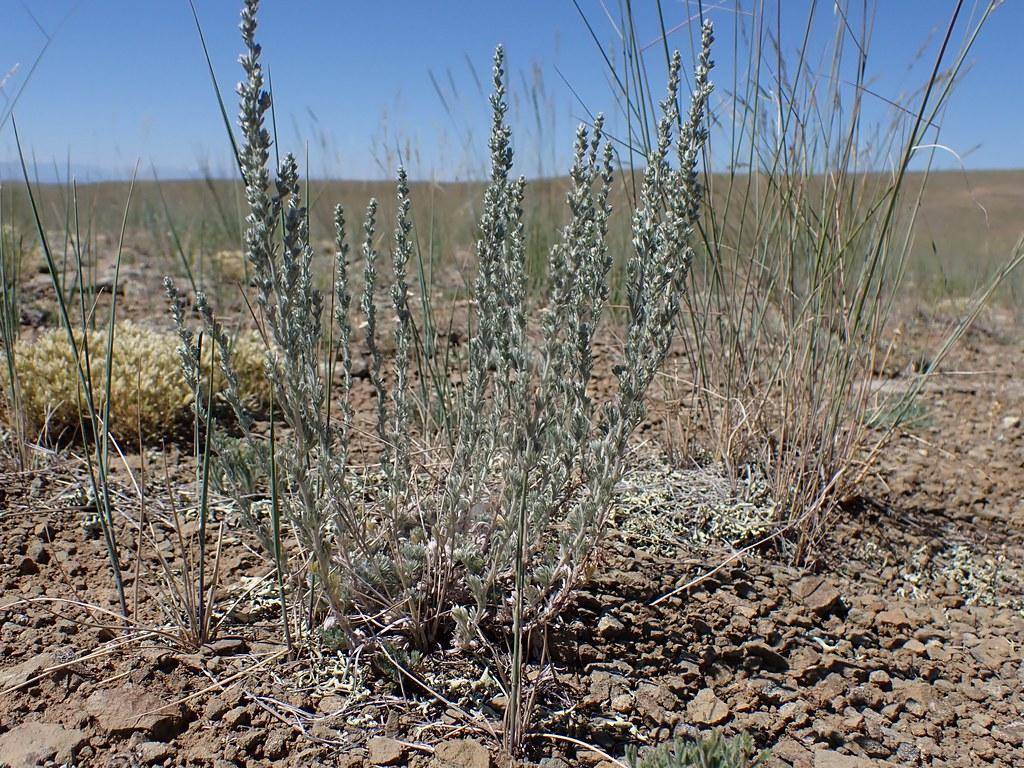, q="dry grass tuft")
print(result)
[12,320,267,442]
